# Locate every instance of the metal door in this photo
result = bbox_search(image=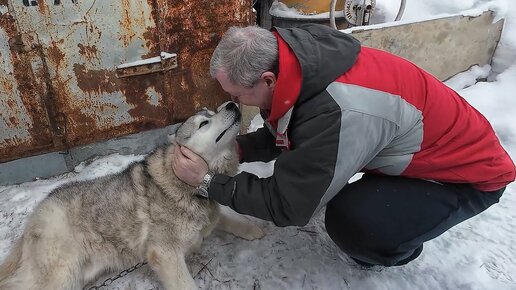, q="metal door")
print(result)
[0,0,253,163]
